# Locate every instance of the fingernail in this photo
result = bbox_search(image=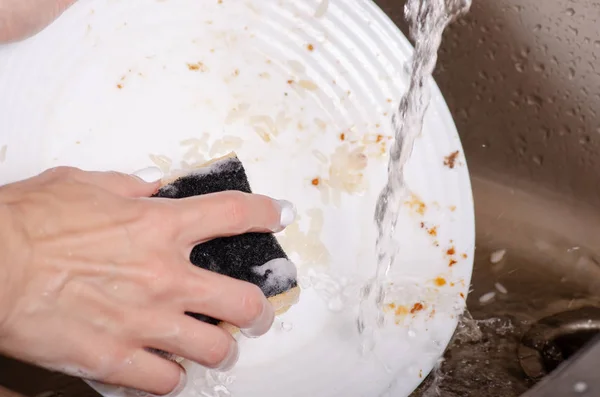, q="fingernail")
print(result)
[133,167,164,183]
[274,200,296,232]
[217,340,240,372]
[240,299,275,339]
[167,370,187,396]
